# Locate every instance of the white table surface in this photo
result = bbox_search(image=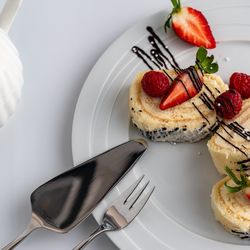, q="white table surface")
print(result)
[0,0,174,249]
